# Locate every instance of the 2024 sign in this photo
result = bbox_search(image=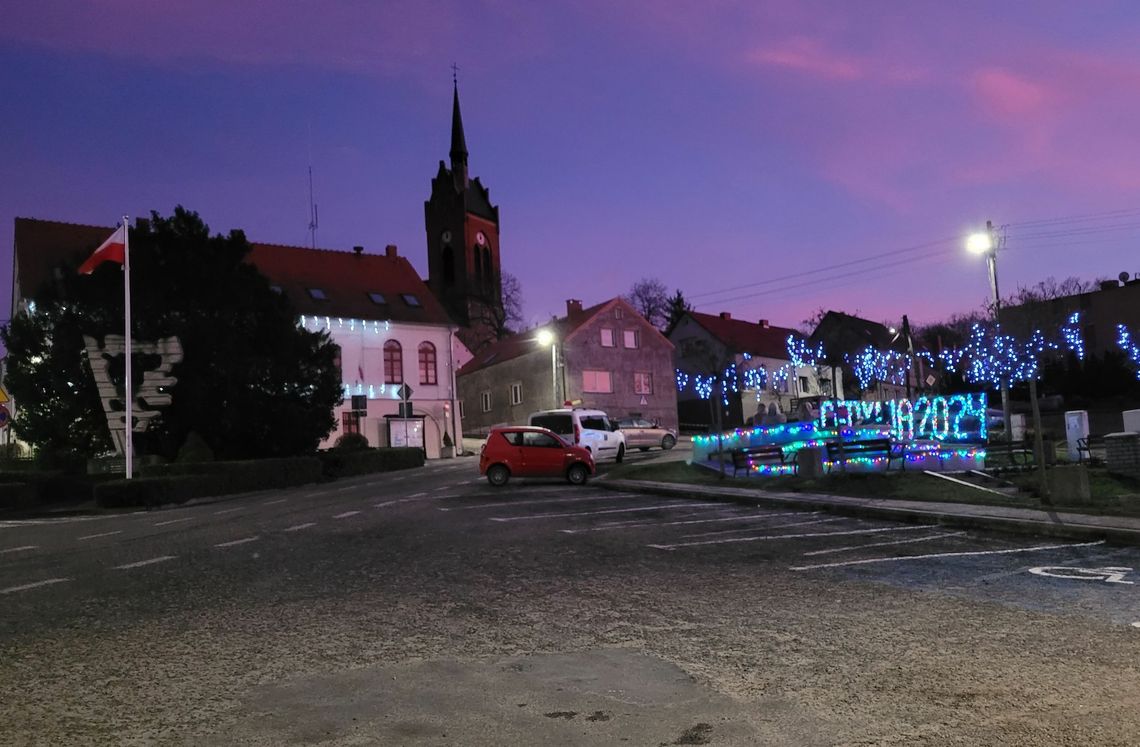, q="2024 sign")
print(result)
[820,392,989,442]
